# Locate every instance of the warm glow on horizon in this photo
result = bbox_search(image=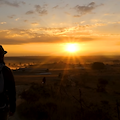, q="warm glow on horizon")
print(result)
[65,43,79,53]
